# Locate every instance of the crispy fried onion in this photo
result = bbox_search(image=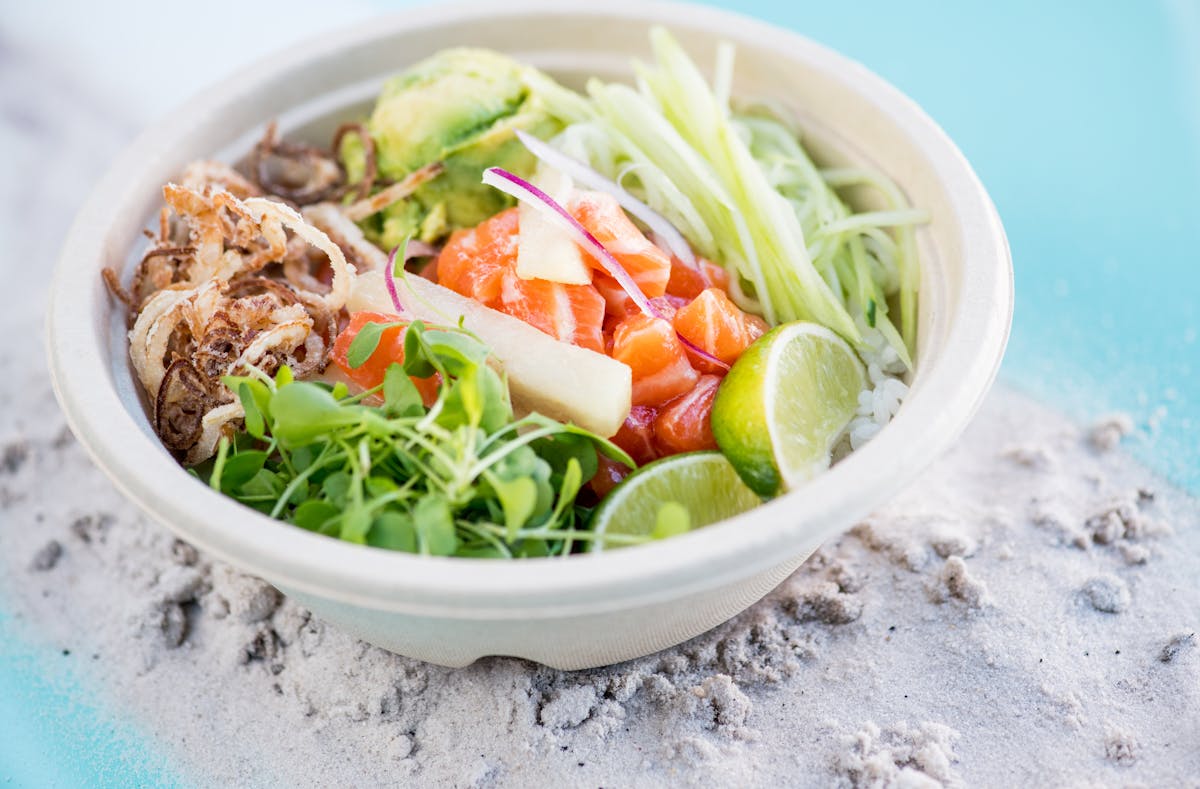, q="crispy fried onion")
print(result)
[155,359,218,453]
[243,197,355,311]
[248,121,344,205]
[331,122,377,201]
[303,202,439,275]
[342,161,444,223]
[123,182,347,463]
[302,202,389,271]
[280,234,331,294]
[180,160,262,199]
[189,402,246,466]
[120,245,197,315]
[162,184,291,285]
[130,278,328,462]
